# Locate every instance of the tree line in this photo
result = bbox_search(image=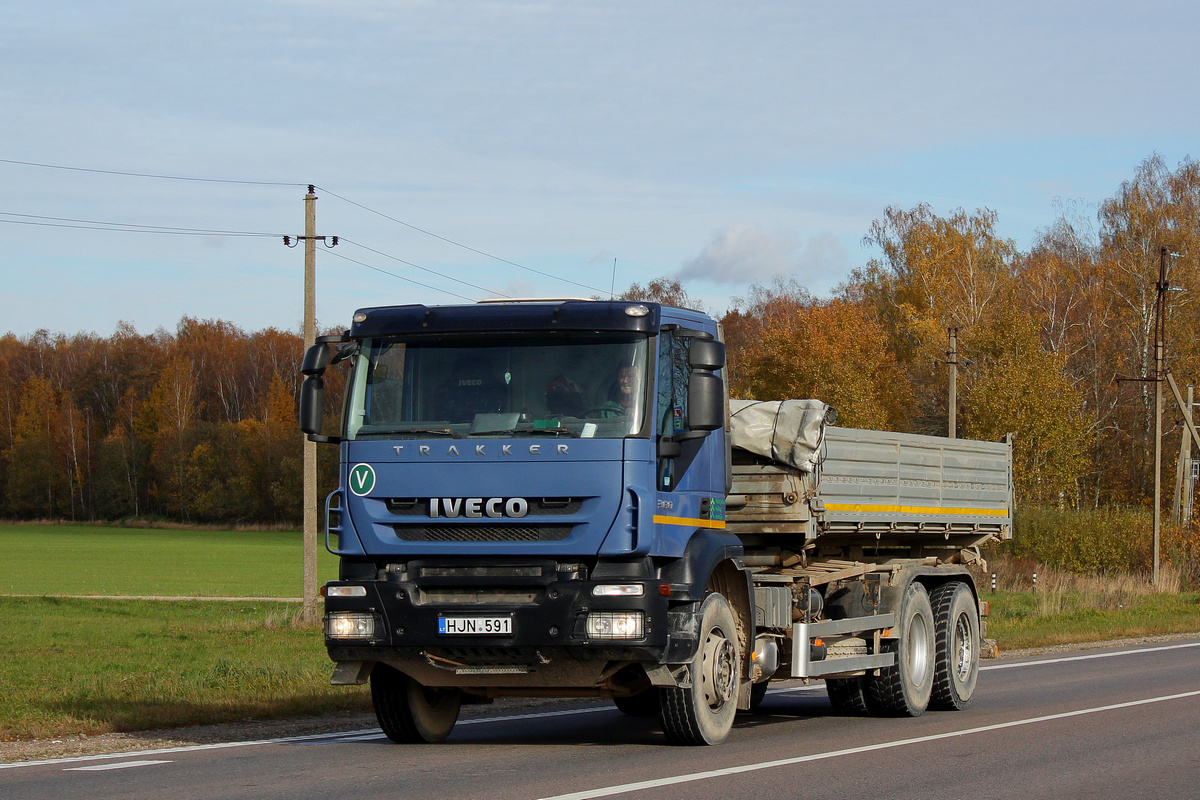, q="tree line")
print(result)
[2,153,1197,524]
[0,319,318,524]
